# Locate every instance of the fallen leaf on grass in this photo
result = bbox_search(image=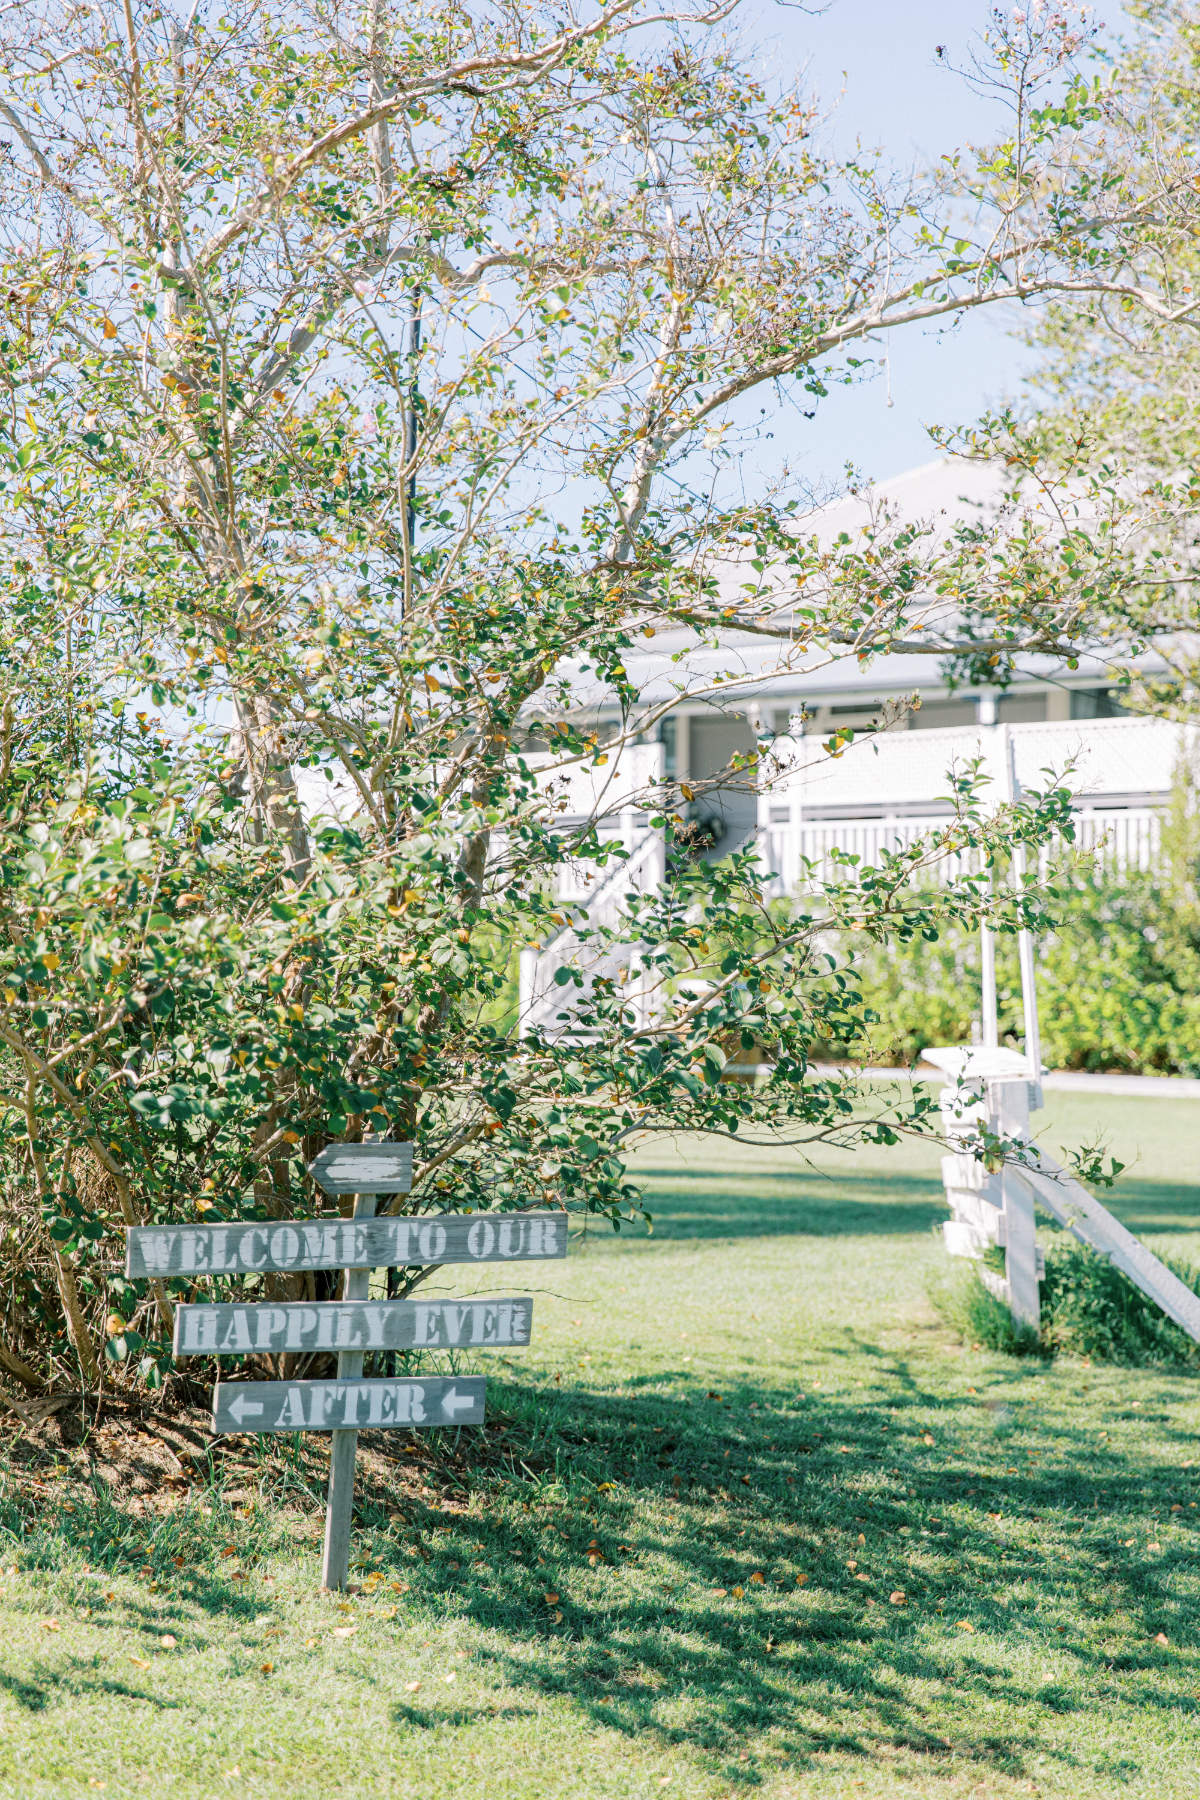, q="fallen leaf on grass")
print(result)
[750,1572,765,1585]
[129,1655,151,1670]
[854,1574,871,1584]
[333,1626,357,1639]
[220,1546,237,1559]
[795,1574,808,1587]
[543,1591,559,1605]
[731,1586,744,1599]
[921,1433,935,1447]
[405,1680,421,1693]
[1154,1631,1170,1647]
[305,1638,318,1648]
[713,1587,728,1597]
[889,1591,906,1606]
[1148,1542,1163,1553]
[39,1619,59,1632]
[954,1620,974,1633]
[159,1634,177,1649]
[443,1672,457,1685]
[260,1662,274,1674]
